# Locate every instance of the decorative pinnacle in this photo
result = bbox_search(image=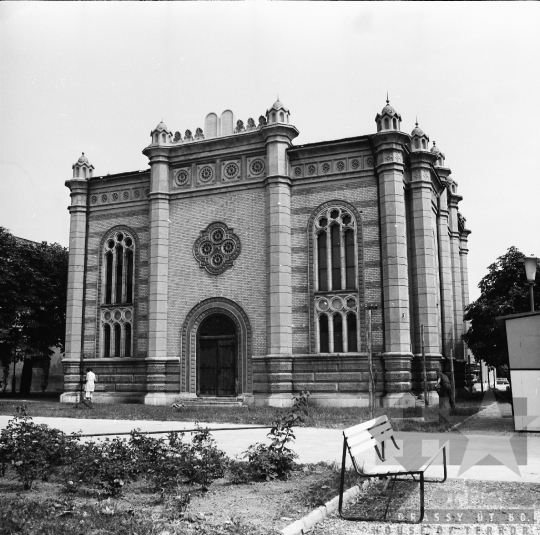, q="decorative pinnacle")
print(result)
[433,141,436,146]
[415,116,419,127]
[386,92,389,104]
